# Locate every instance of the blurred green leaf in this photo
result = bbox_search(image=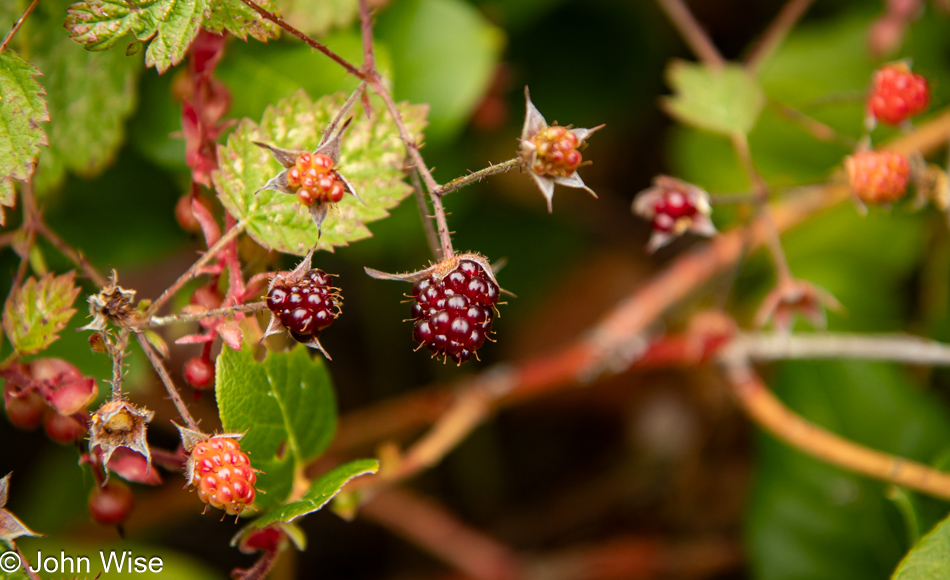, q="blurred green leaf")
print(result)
[375,0,503,142]
[253,458,378,527]
[65,0,207,73]
[662,61,765,137]
[0,50,48,219]
[3,272,80,356]
[213,90,426,255]
[748,361,950,580]
[216,344,336,510]
[30,7,140,195]
[892,511,950,579]
[273,0,357,37]
[204,0,280,42]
